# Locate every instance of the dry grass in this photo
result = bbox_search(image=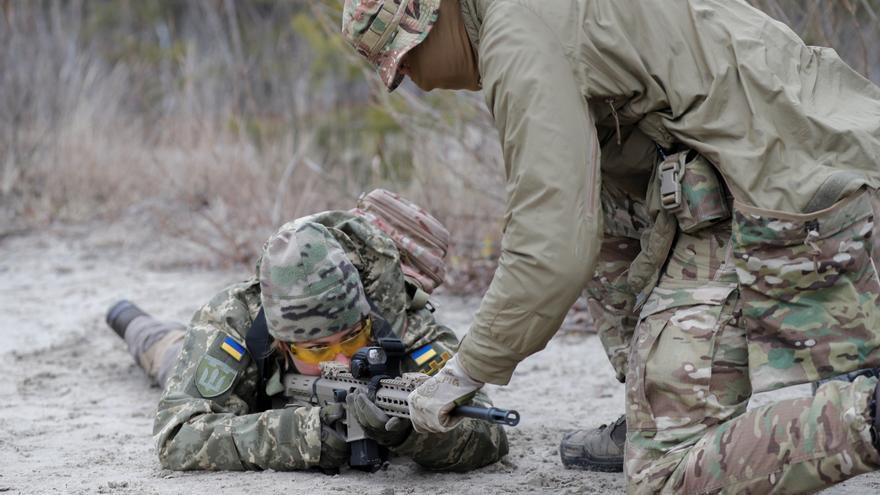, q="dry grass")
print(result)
[0,1,877,290]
